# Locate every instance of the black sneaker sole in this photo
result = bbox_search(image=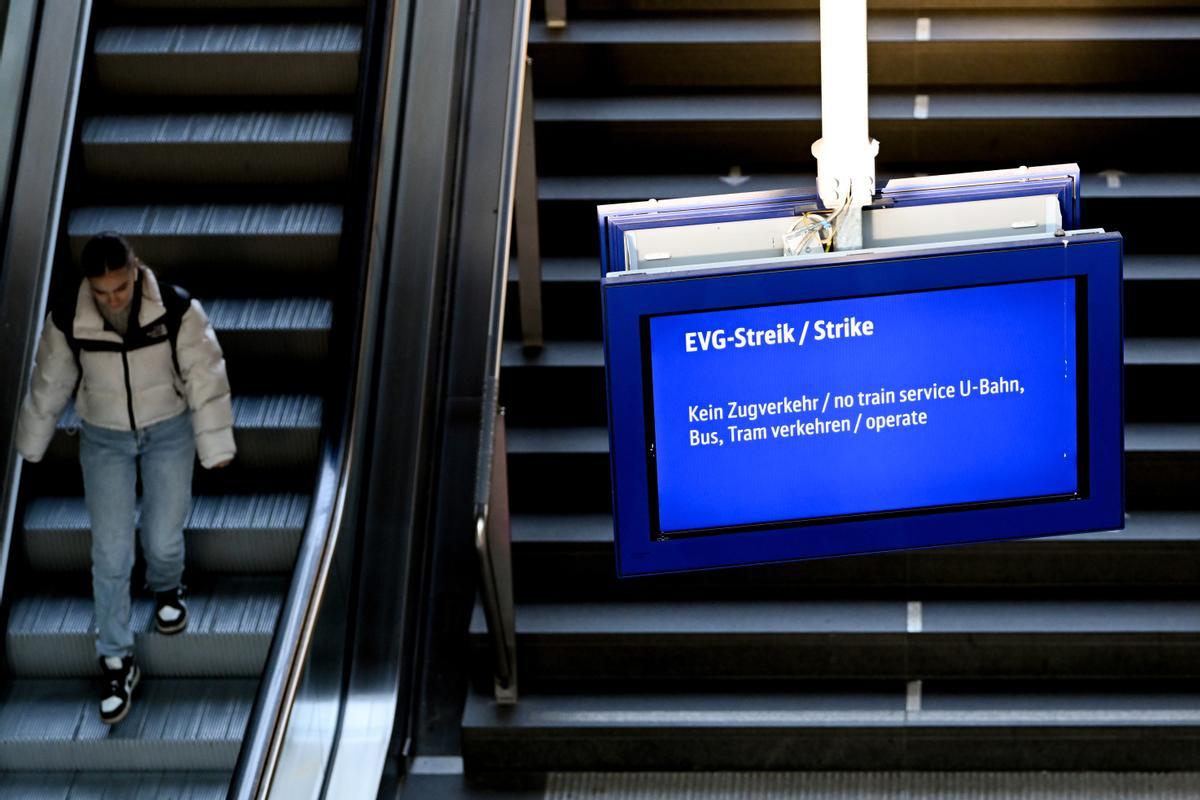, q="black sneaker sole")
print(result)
[155,617,187,635]
[100,666,140,725]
